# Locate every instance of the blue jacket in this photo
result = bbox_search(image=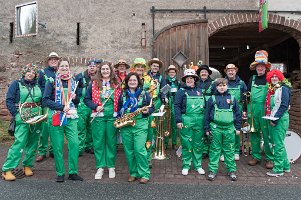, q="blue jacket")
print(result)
[198,78,215,96]
[272,84,291,125]
[42,78,80,111]
[6,79,40,117]
[225,75,247,92]
[174,84,203,124]
[38,66,56,94]
[83,83,98,110]
[75,70,91,99]
[204,90,241,132]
